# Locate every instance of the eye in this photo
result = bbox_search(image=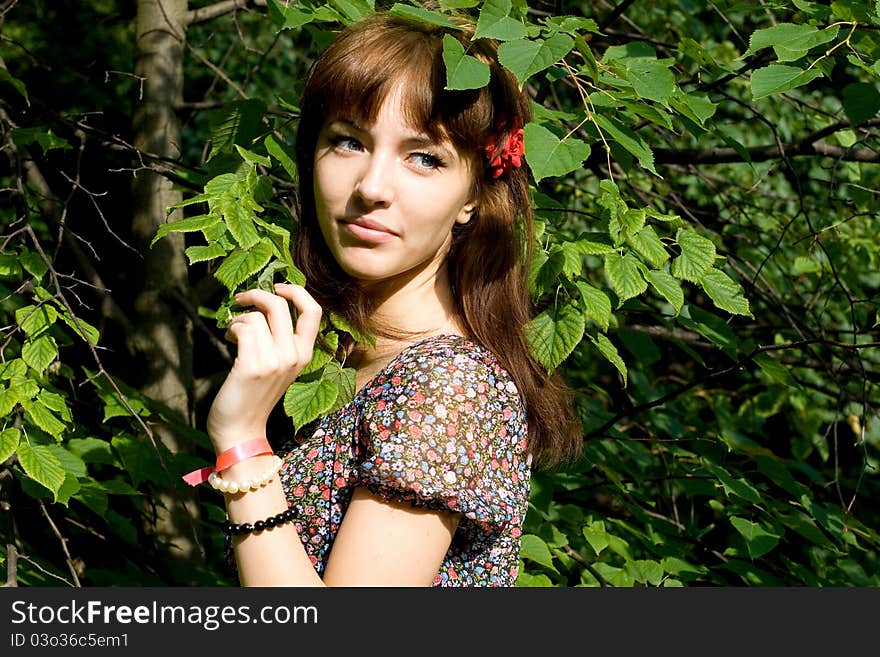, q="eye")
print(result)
[409,152,445,170]
[329,134,363,152]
